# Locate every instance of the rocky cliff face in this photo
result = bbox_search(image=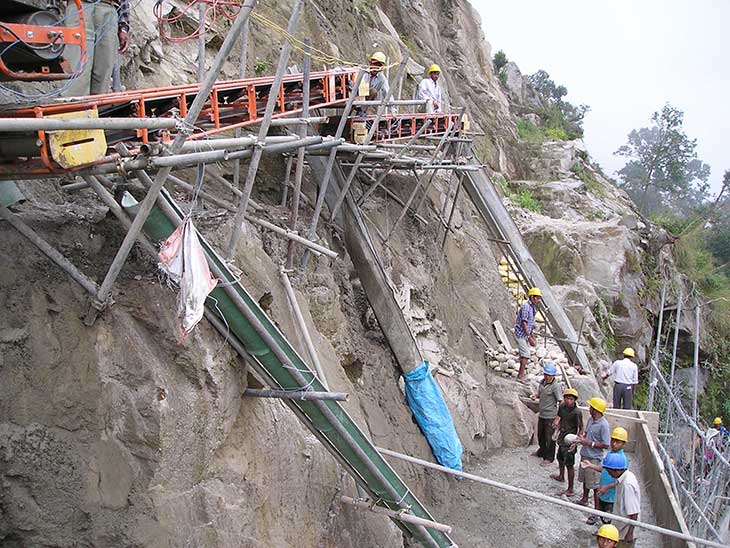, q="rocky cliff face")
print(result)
[0,1,681,547]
